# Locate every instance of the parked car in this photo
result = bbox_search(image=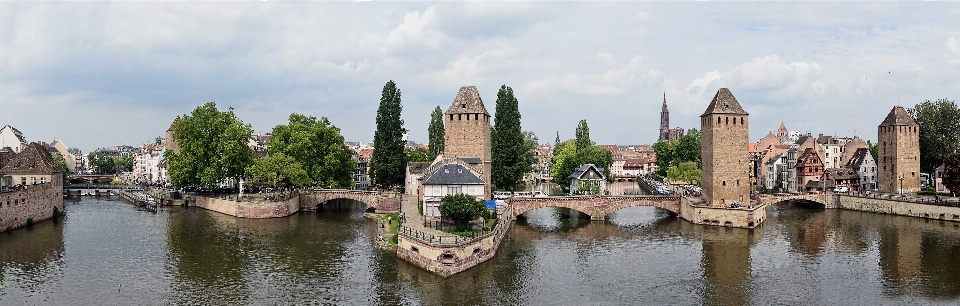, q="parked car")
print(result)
[531,191,548,197]
[493,191,511,200]
[833,186,849,193]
